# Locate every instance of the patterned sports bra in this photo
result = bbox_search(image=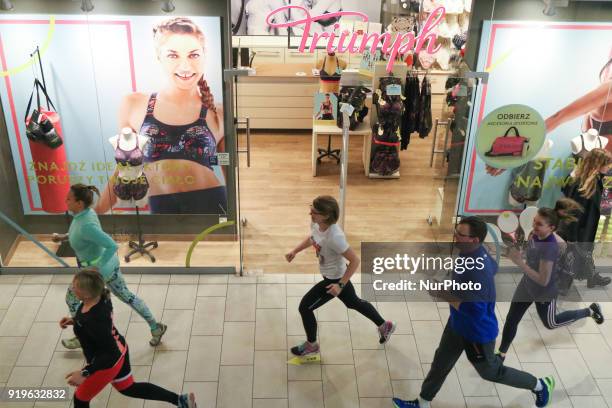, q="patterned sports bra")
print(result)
[140,93,217,168]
